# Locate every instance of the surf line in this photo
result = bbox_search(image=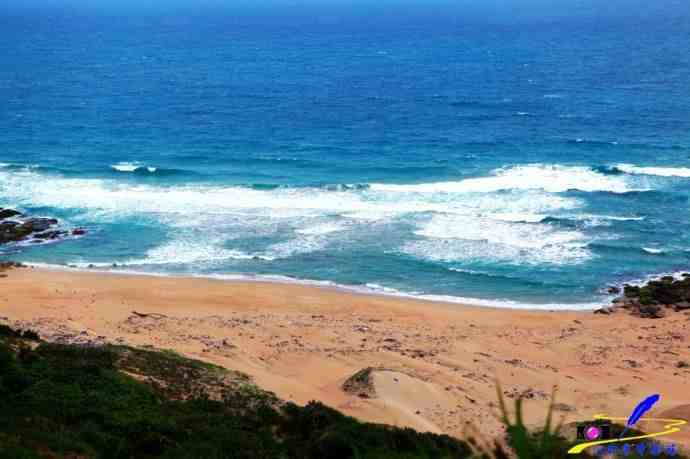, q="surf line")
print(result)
[567,414,687,454]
